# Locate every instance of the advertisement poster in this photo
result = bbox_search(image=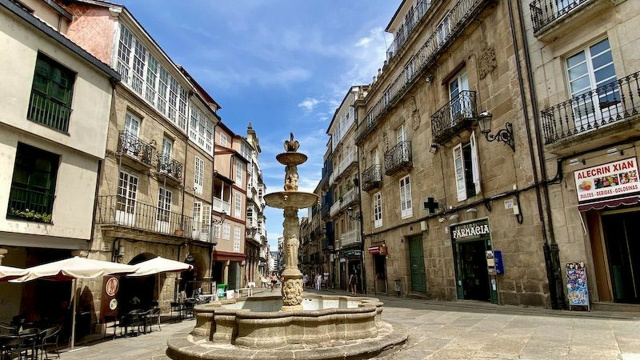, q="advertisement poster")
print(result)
[566,262,589,310]
[100,275,120,321]
[574,158,639,203]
